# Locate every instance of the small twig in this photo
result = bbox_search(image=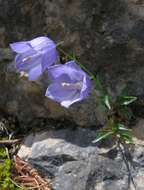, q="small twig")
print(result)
[0,139,22,145]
